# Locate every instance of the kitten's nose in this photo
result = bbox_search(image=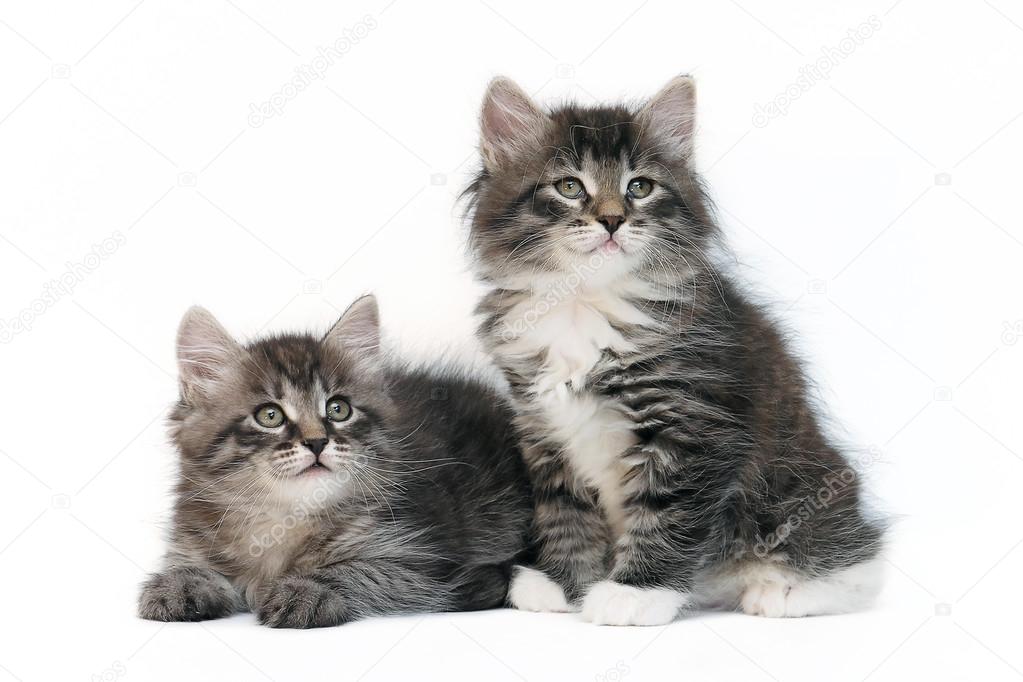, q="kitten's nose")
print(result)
[597,214,625,235]
[302,438,328,456]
